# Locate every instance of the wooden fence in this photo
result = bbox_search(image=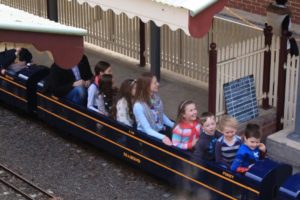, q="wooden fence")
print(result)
[215,35,268,116]
[283,54,300,129]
